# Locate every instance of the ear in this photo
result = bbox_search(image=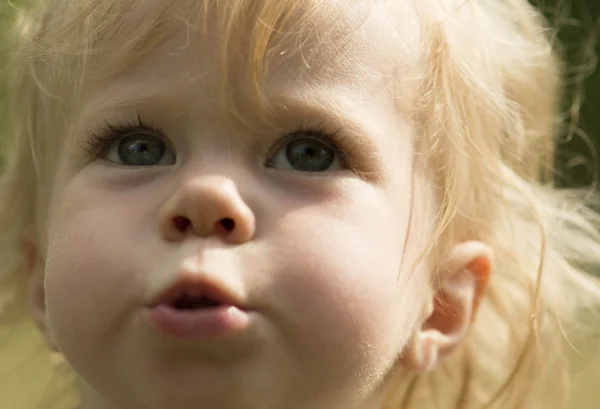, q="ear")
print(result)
[22,228,58,351]
[401,241,493,373]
